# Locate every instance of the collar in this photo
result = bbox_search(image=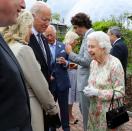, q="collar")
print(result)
[32,26,39,37]
[49,40,56,47]
[84,28,93,38]
[112,38,121,45]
